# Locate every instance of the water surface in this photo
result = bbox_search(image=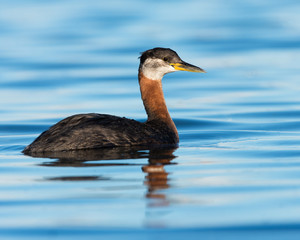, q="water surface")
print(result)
[1,0,300,239]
